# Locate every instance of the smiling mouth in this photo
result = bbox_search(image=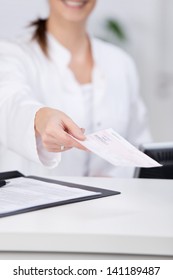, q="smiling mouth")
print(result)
[61,0,88,9]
